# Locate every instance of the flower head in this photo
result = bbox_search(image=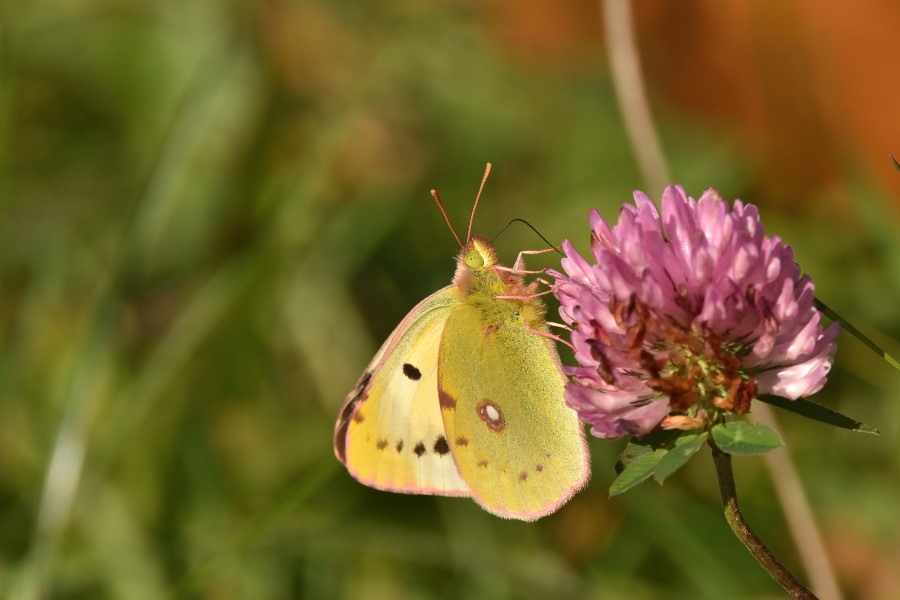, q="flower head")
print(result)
[552,186,838,439]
